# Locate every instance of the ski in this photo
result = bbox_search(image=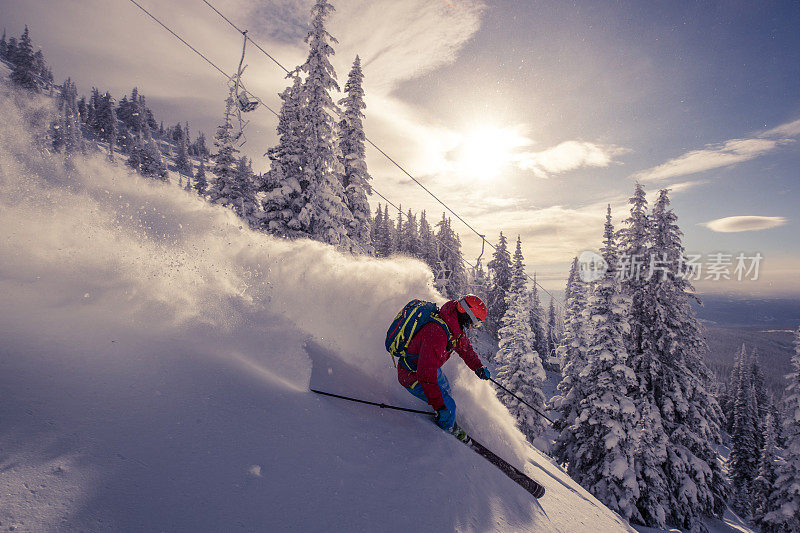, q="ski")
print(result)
[452,425,546,499]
